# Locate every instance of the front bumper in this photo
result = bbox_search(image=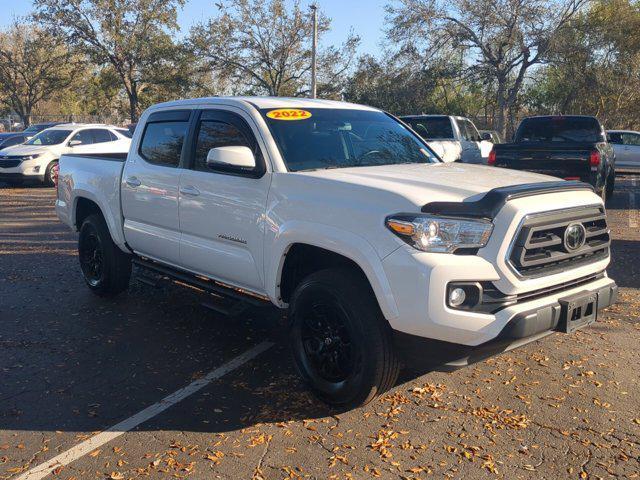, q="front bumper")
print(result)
[394,278,617,370]
[0,163,45,182]
[382,242,614,346]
